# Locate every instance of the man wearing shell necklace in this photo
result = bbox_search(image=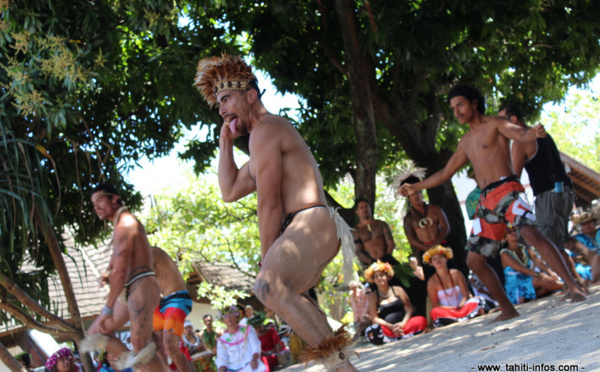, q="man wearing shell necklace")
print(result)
[397,167,453,281]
